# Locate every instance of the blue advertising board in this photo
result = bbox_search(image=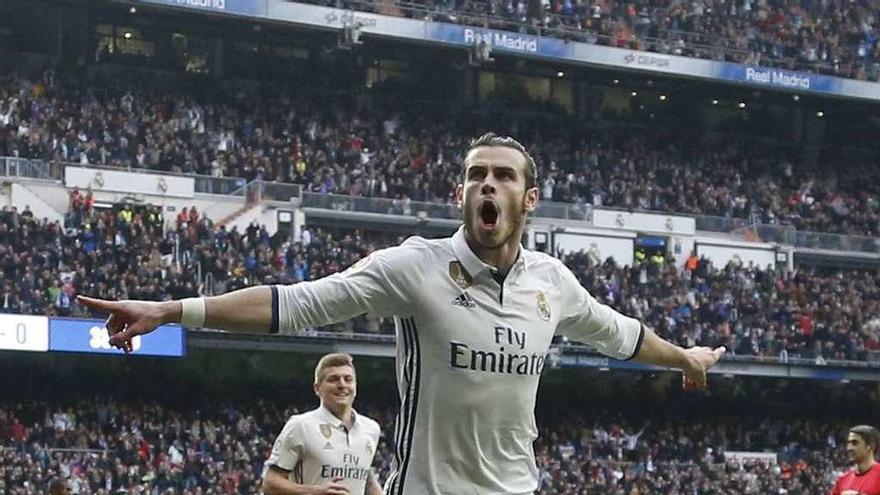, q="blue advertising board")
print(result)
[134,0,267,16]
[49,318,185,357]
[716,64,842,94]
[426,24,574,59]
